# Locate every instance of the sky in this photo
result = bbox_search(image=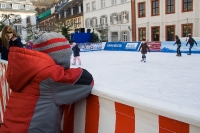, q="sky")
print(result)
[71,51,200,111]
